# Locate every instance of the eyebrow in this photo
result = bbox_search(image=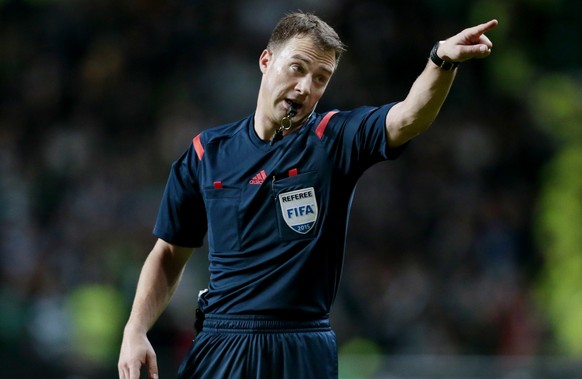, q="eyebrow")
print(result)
[291,54,334,76]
